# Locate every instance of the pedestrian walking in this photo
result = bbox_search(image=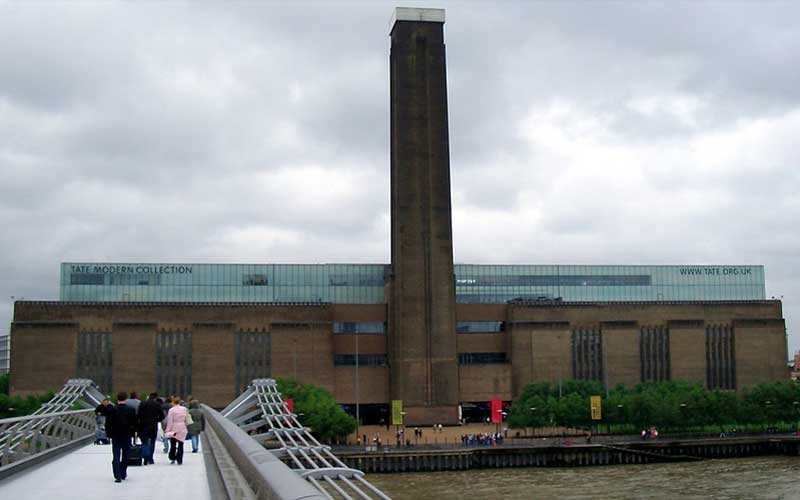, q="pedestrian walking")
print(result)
[105,392,137,483]
[160,396,173,453]
[126,391,141,414]
[187,400,205,453]
[94,397,112,445]
[95,397,112,418]
[138,392,165,465]
[164,396,190,465]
